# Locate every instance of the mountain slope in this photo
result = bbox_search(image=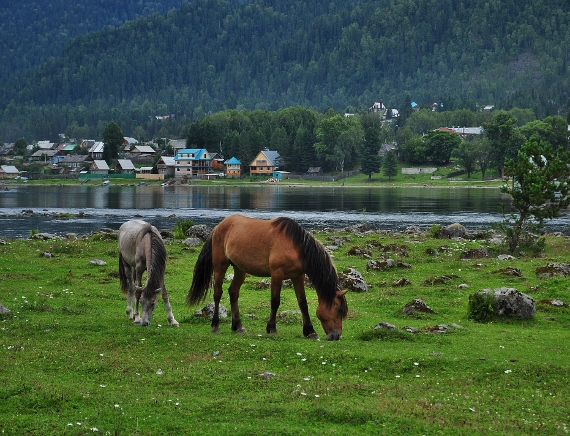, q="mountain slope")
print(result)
[1,0,569,142]
[0,0,185,82]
